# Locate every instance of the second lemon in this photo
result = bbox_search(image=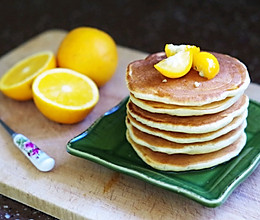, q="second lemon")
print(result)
[57,27,118,87]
